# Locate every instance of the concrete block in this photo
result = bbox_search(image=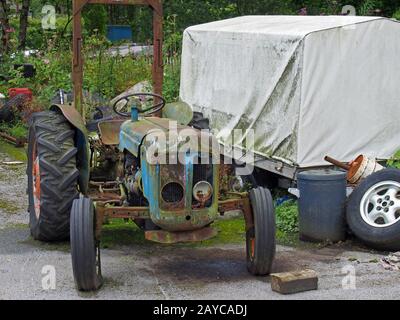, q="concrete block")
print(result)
[271,269,318,295]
